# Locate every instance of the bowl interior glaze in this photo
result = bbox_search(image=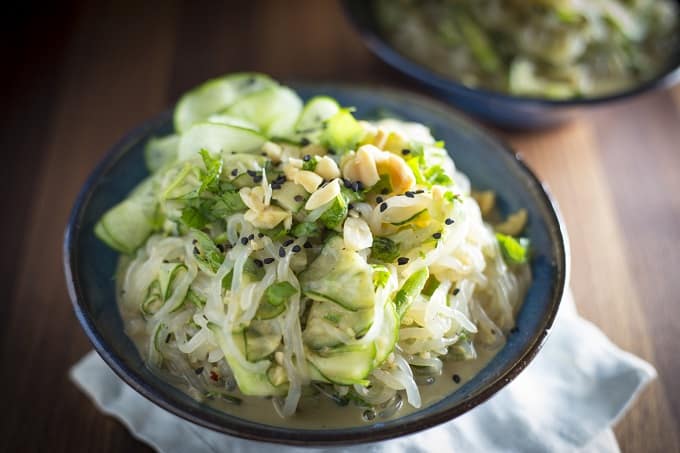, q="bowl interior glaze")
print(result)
[64,84,567,446]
